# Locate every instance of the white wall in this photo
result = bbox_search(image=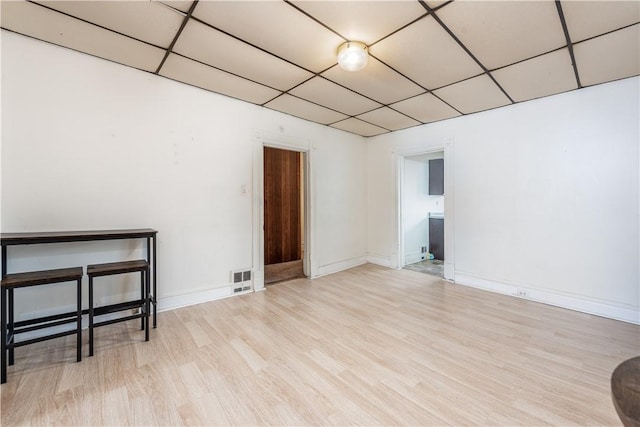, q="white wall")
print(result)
[368,76,640,323]
[365,138,395,267]
[1,31,367,318]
